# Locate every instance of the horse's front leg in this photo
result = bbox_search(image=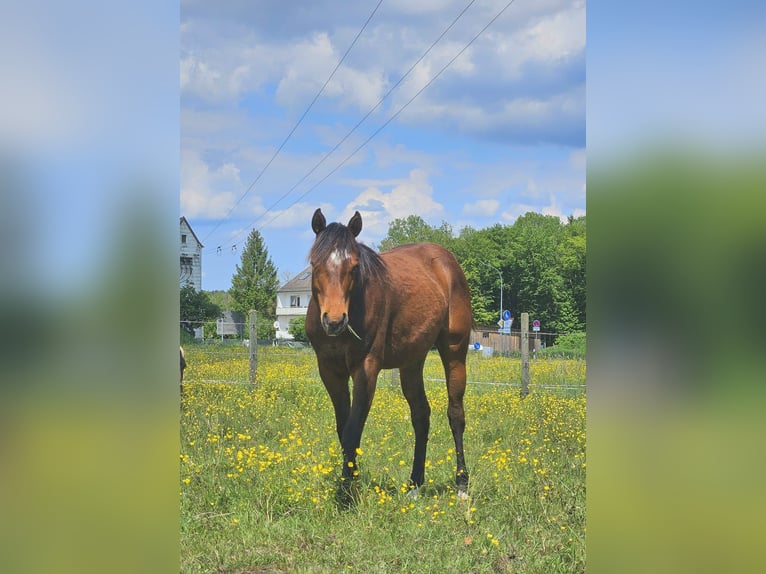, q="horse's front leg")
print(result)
[317,359,351,452]
[340,357,380,482]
